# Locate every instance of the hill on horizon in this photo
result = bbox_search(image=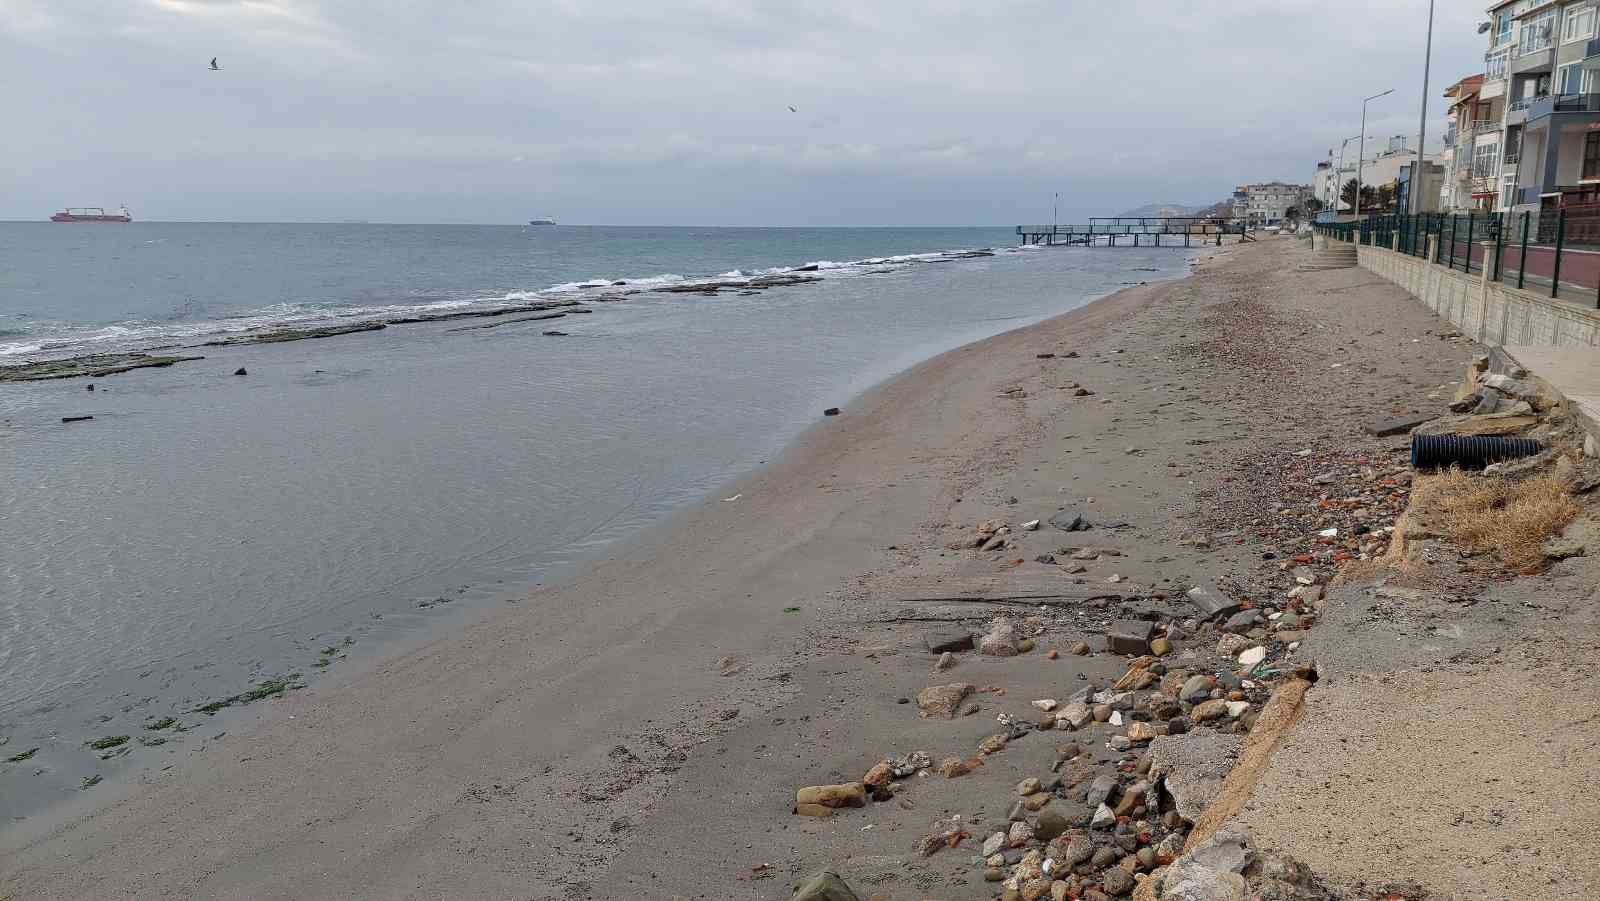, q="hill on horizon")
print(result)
[1115,202,1207,218]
